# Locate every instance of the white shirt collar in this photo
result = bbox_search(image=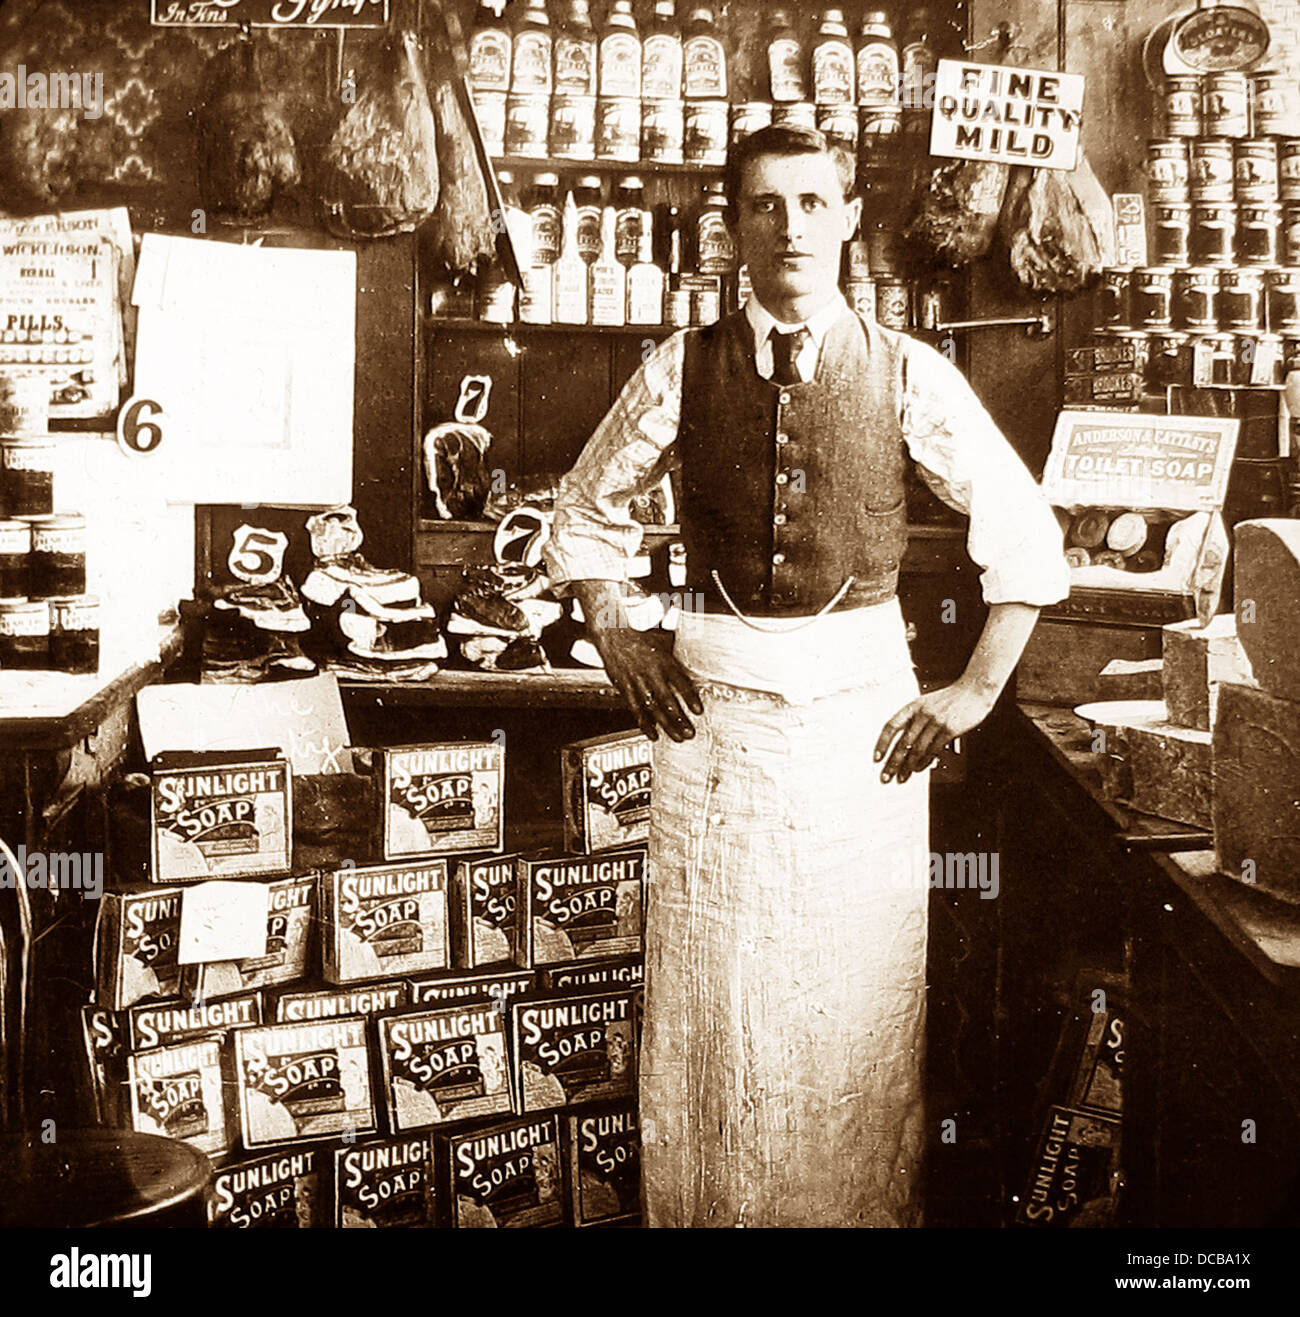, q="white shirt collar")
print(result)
[745,291,849,353]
